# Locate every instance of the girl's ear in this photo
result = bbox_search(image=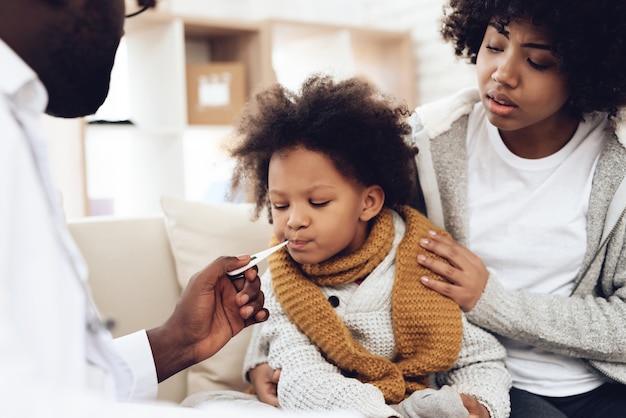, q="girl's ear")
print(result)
[360,185,385,222]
